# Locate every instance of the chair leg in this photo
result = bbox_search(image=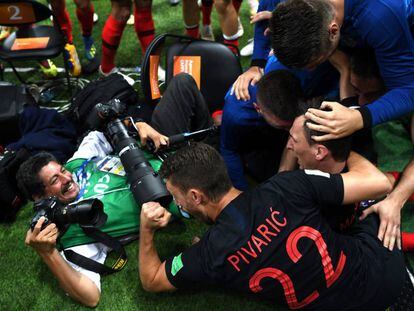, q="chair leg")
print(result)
[8,61,26,84]
[0,62,4,81]
[62,52,73,98]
